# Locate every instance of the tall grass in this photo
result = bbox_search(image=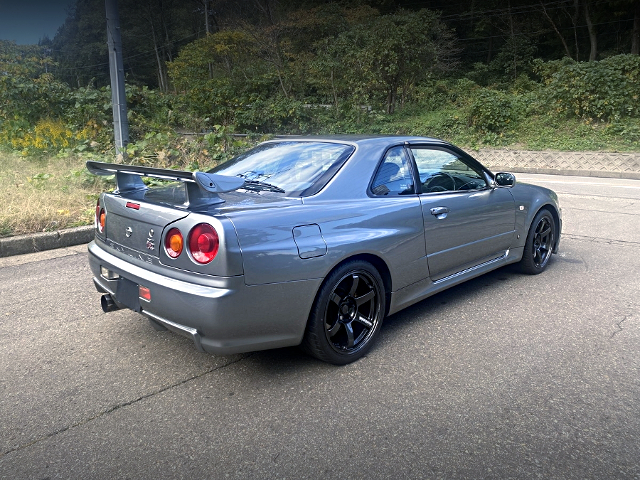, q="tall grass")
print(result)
[0,153,105,237]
